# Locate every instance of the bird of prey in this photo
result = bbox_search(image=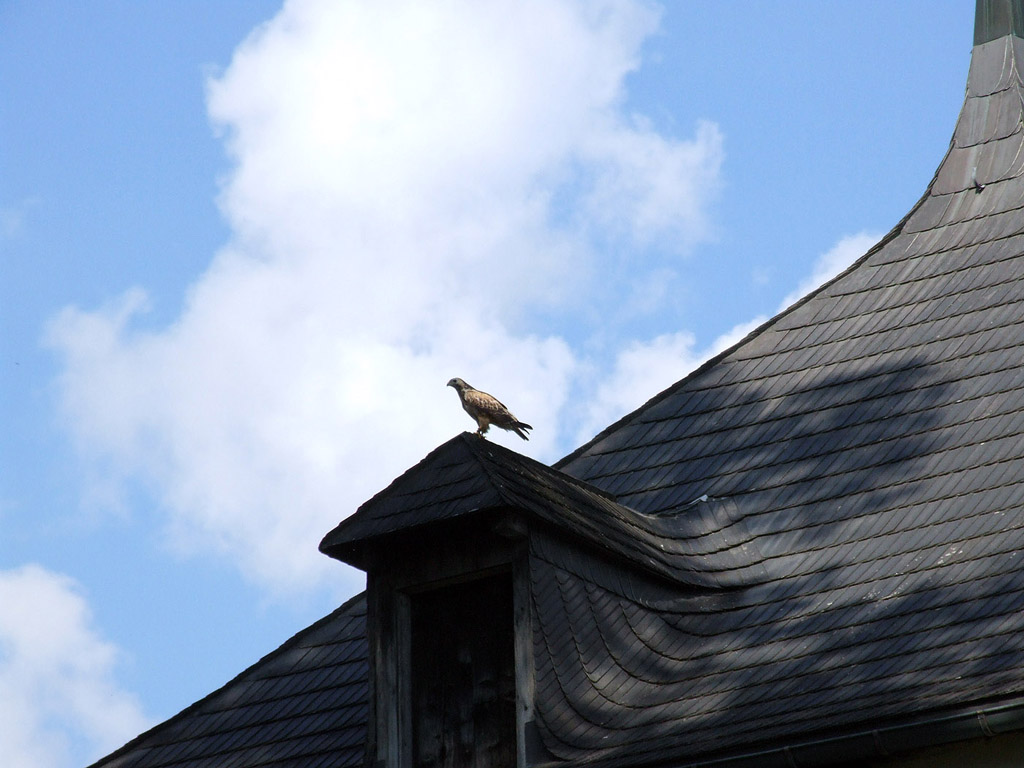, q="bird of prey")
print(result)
[447,378,532,440]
